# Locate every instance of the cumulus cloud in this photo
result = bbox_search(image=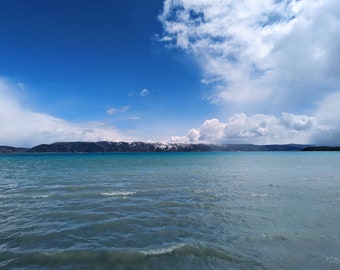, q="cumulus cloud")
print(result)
[171,113,317,145]
[159,0,340,109]
[280,112,314,131]
[0,78,130,147]
[140,88,150,96]
[106,105,130,115]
